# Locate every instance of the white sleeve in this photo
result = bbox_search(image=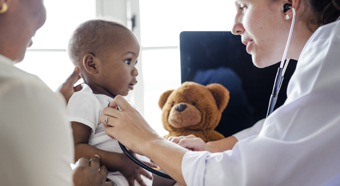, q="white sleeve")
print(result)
[67,91,101,134]
[0,79,74,186]
[182,121,340,186]
[233,118,265,141]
